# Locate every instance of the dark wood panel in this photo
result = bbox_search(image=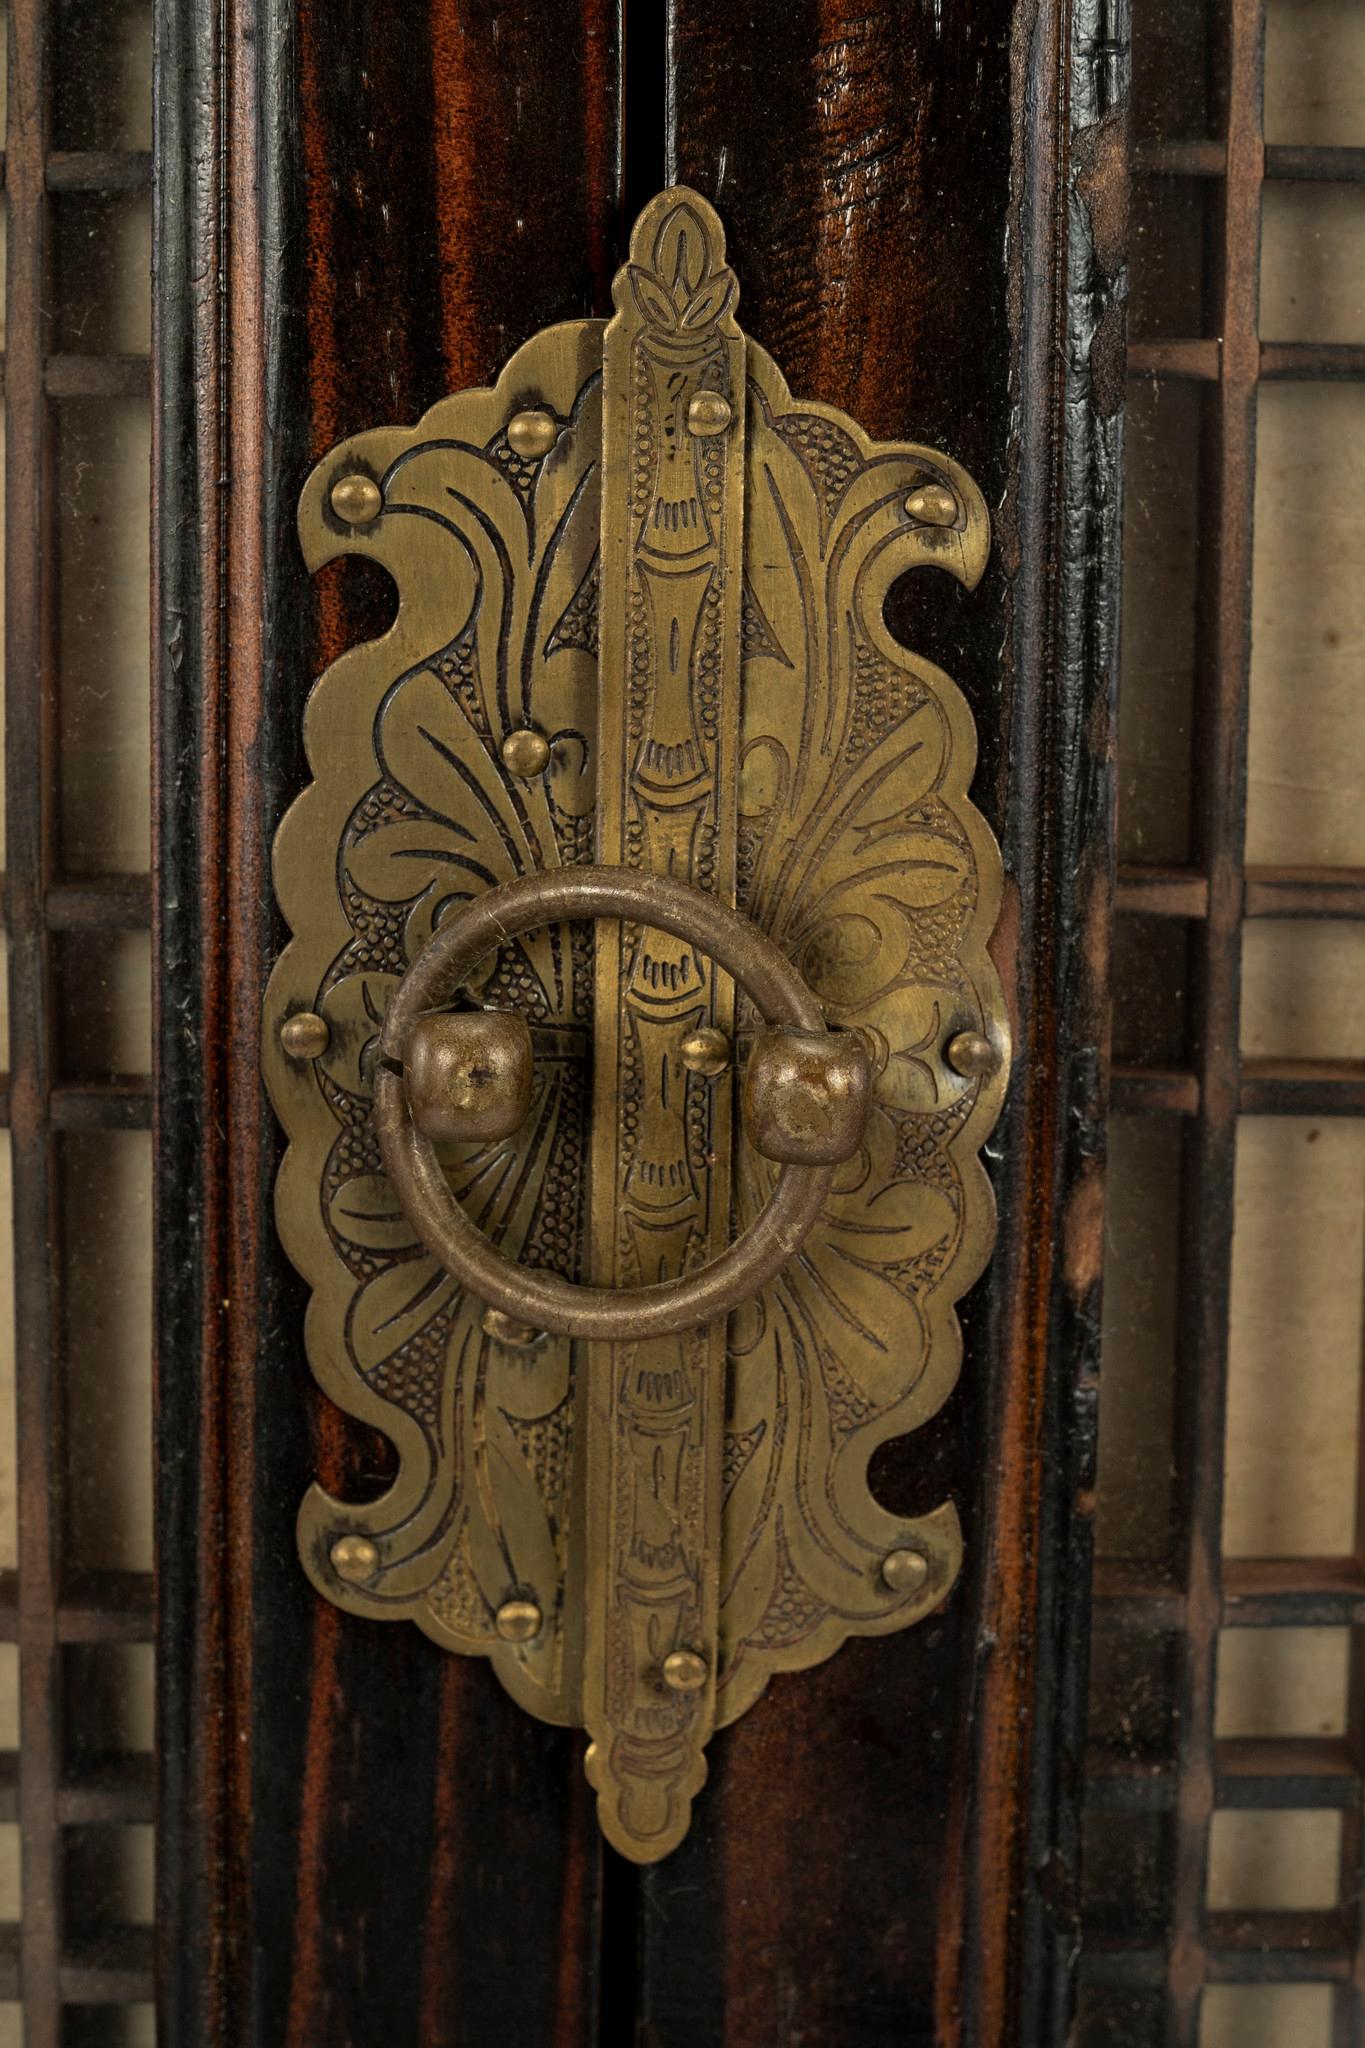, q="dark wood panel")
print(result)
[630,2,1122,2043]
[159,0,1120,2041]
[156,3,621,2043]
